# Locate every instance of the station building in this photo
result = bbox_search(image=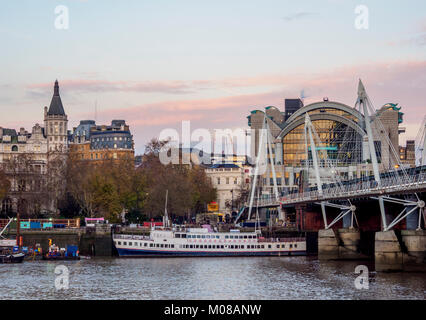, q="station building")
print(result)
[247,91,413,195]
